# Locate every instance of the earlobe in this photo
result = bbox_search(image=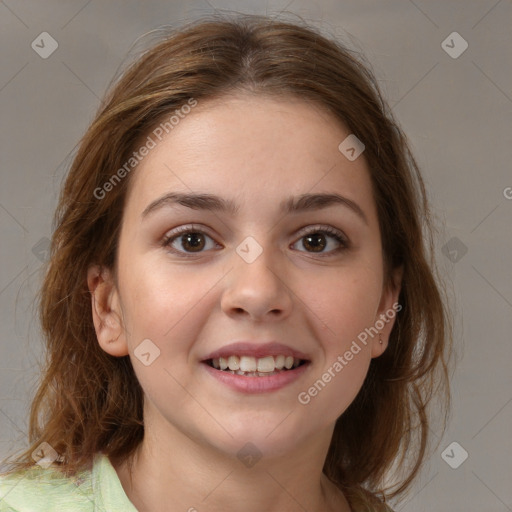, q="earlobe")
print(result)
[87,265,129,357]
[371,265,404,358]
